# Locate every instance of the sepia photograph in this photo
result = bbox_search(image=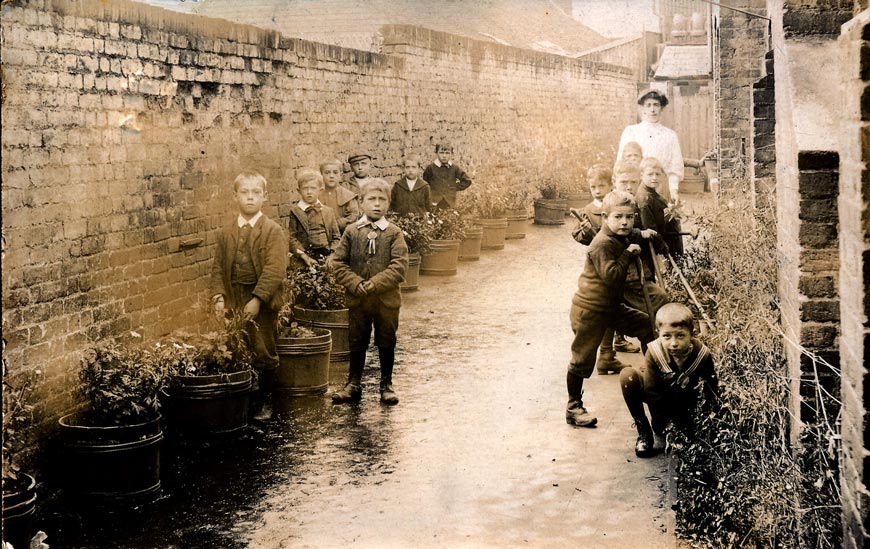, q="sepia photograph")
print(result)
[0,0,866,547]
